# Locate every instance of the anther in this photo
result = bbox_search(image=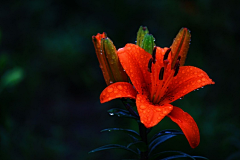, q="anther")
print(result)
[152,46,157,64]
[174,62,180,77]
[177,56,181,61]
[163,48,171,60]
[148,58,153,73]
[159,67,165,80]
